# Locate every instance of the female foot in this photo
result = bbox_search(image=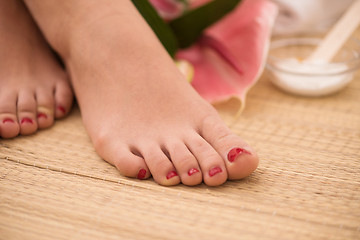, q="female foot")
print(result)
[25,0,259,186]
[0,0,73,138]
